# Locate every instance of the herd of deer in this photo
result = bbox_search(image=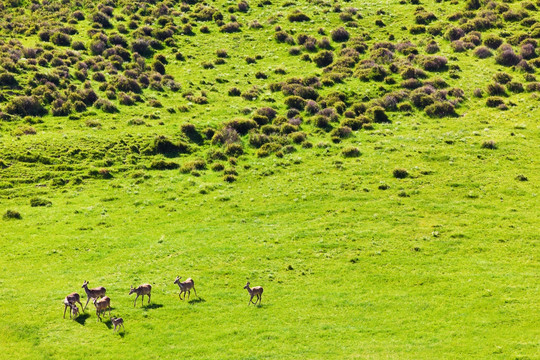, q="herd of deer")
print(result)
[63,278,264,331]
